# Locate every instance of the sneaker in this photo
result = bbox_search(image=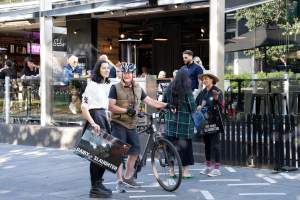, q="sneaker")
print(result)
[207,169,221,177]
[90,181,112,198]
[115,181,126,193]
[200,167,212,175]
[122,177,142,188]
